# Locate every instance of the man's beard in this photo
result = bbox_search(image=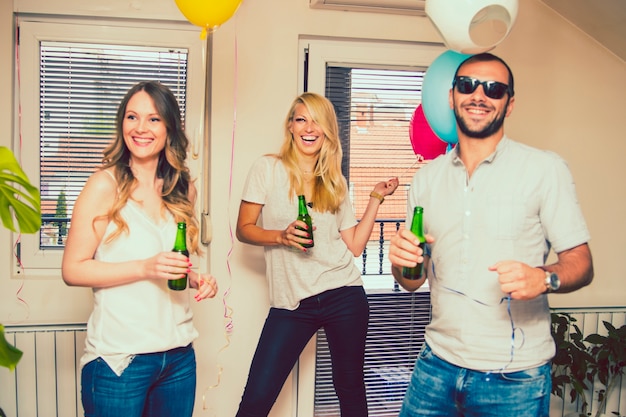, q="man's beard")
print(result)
[454,101,508,139]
